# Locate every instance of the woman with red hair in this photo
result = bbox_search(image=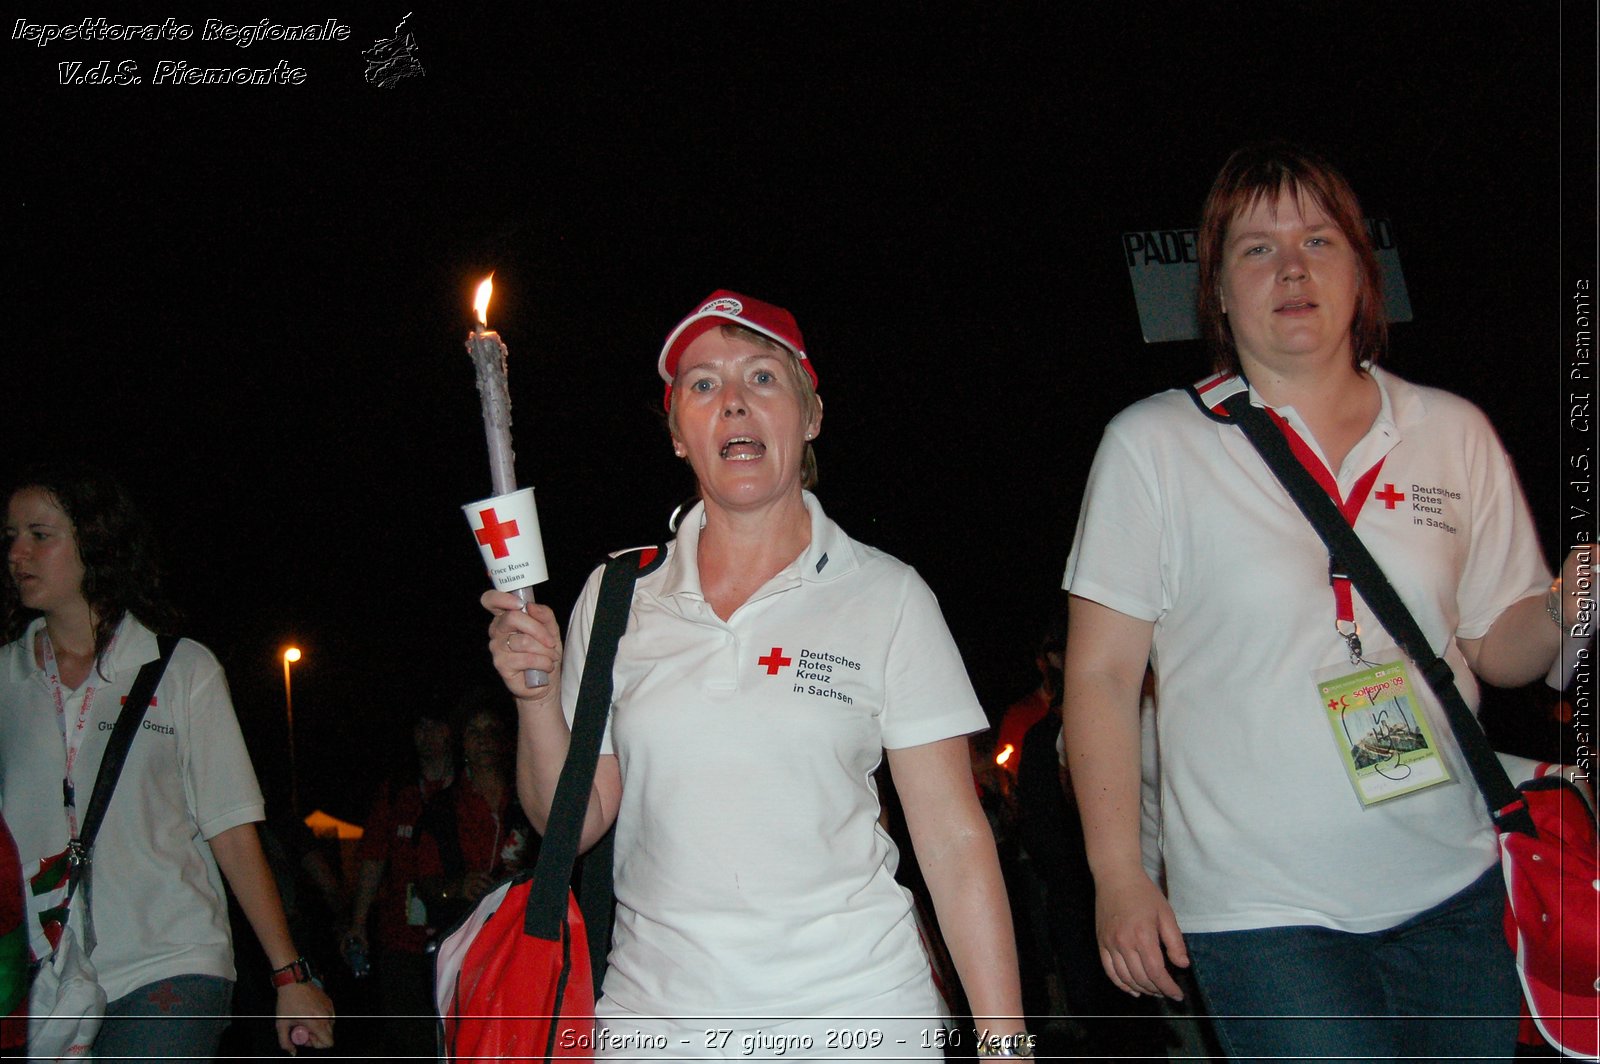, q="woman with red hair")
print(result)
[1062,144,1582,1061]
